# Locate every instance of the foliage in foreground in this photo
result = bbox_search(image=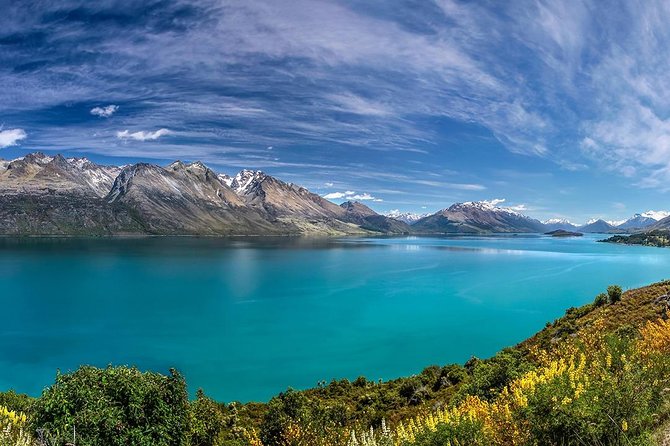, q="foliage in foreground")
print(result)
[3,281,670,445]
[248,316,670,446]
